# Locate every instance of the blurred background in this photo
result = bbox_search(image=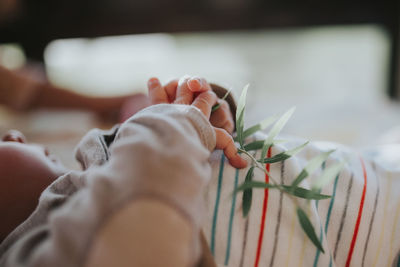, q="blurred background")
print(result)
[0,0,399,169]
